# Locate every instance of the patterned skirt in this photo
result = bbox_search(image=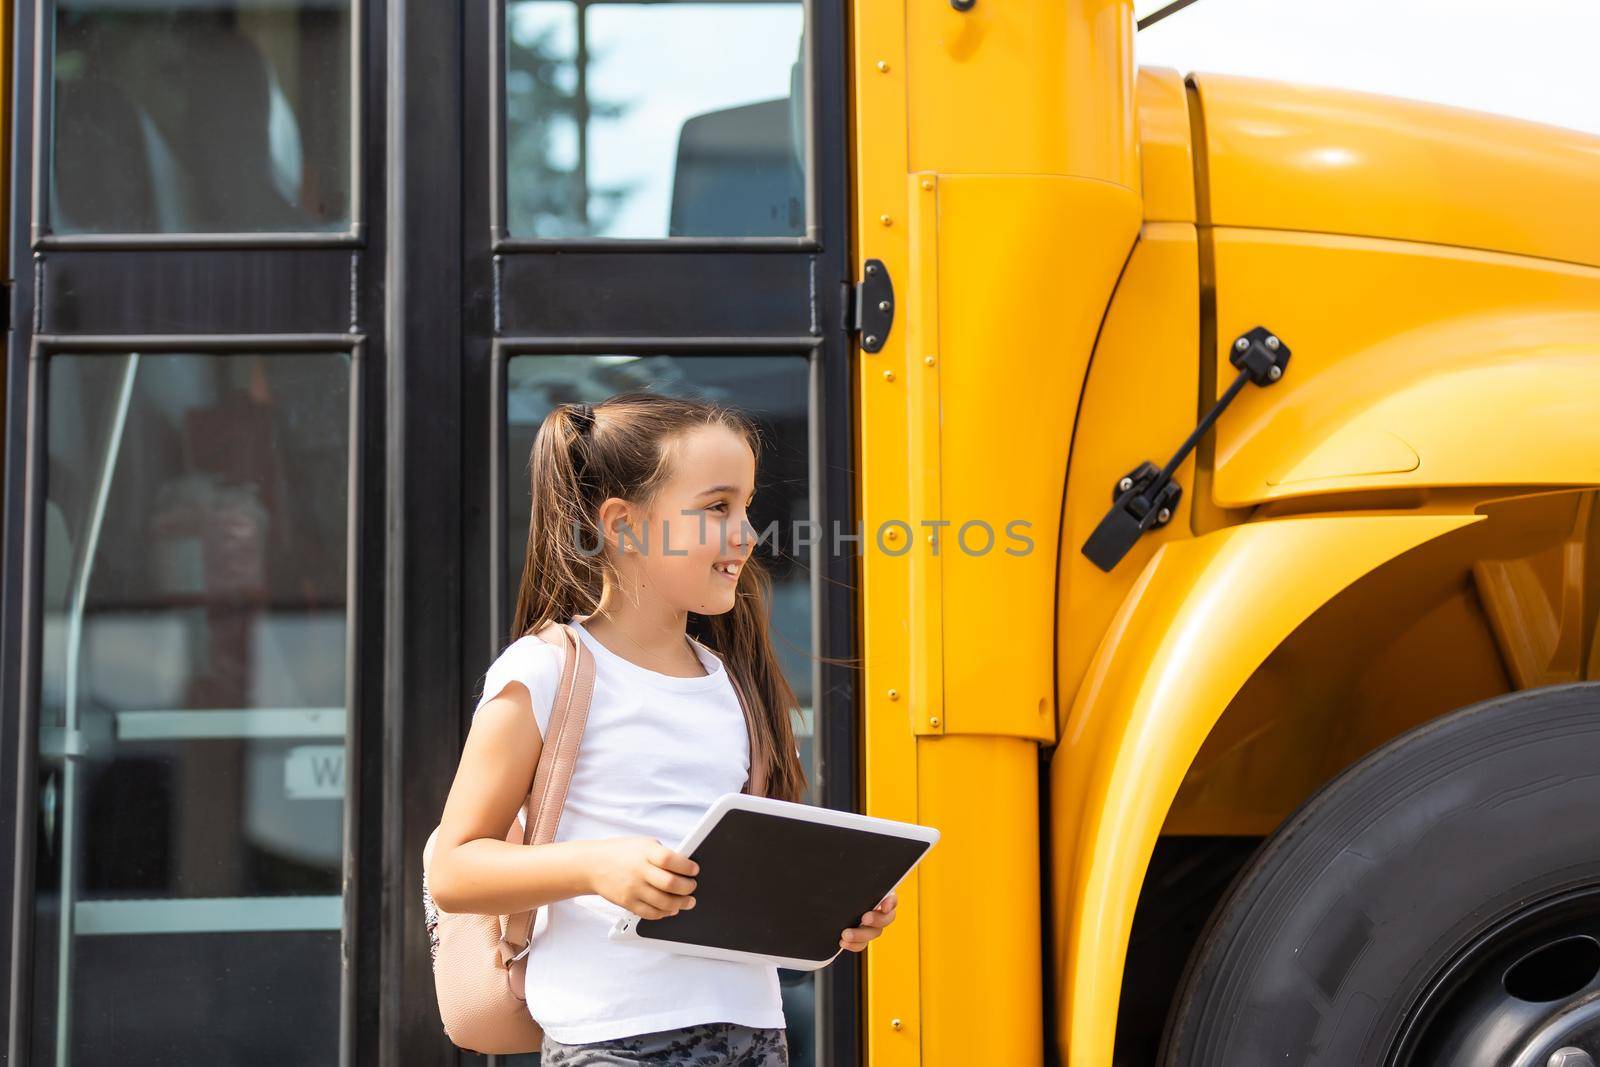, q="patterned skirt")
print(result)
[539,1020,788,1066]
